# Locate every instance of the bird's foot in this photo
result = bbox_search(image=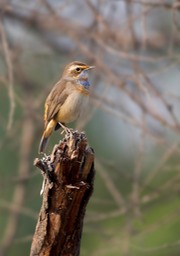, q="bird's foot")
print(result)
[59,122,73,135]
